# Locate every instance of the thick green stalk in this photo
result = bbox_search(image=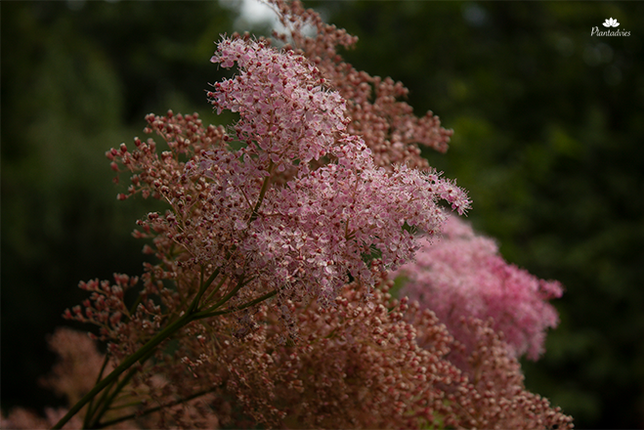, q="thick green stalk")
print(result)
[86,347,157,428]
[52,311,196,429]
[83,352,112,428]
